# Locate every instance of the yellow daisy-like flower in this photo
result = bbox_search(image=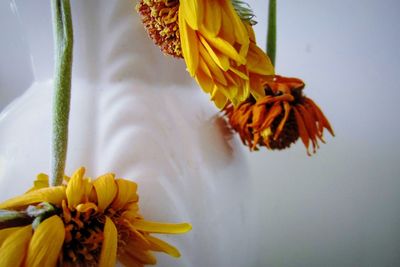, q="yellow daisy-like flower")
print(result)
[0,167,191,267]
[137,0,274,108]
